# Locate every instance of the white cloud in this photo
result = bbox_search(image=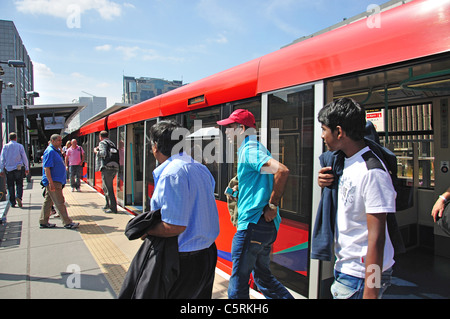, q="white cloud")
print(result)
[196,0,244,32]
[207,33,228,44]
[97,82,112,88]
[70,72,85,79]
[262,0,312,36]
[33,67,122,106]
[14,0,123,20]
[115,45,184,63]
[95,44,112,51]
[115,46,140,60]
[123,2,136,9]
[34,62,54,78]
